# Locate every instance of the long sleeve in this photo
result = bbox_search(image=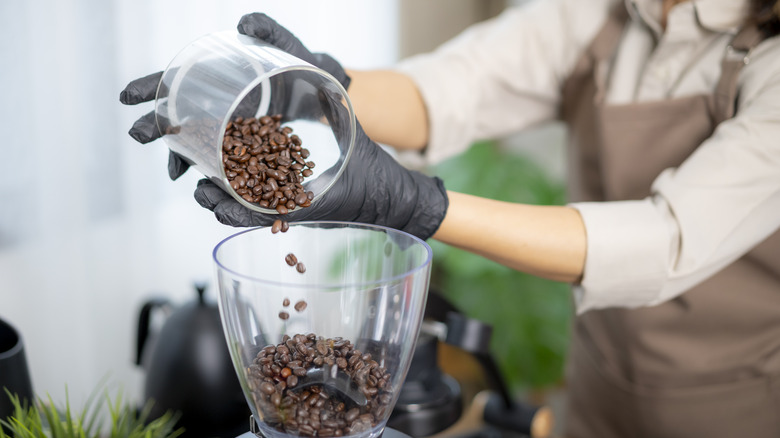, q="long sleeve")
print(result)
[394,0,616,164]
[572,51,780,312]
